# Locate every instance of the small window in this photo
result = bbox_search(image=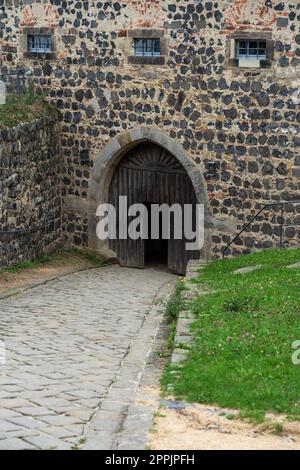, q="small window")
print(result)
[28,35,52,53]
[236,40,267,60]
[134,38,161,57]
